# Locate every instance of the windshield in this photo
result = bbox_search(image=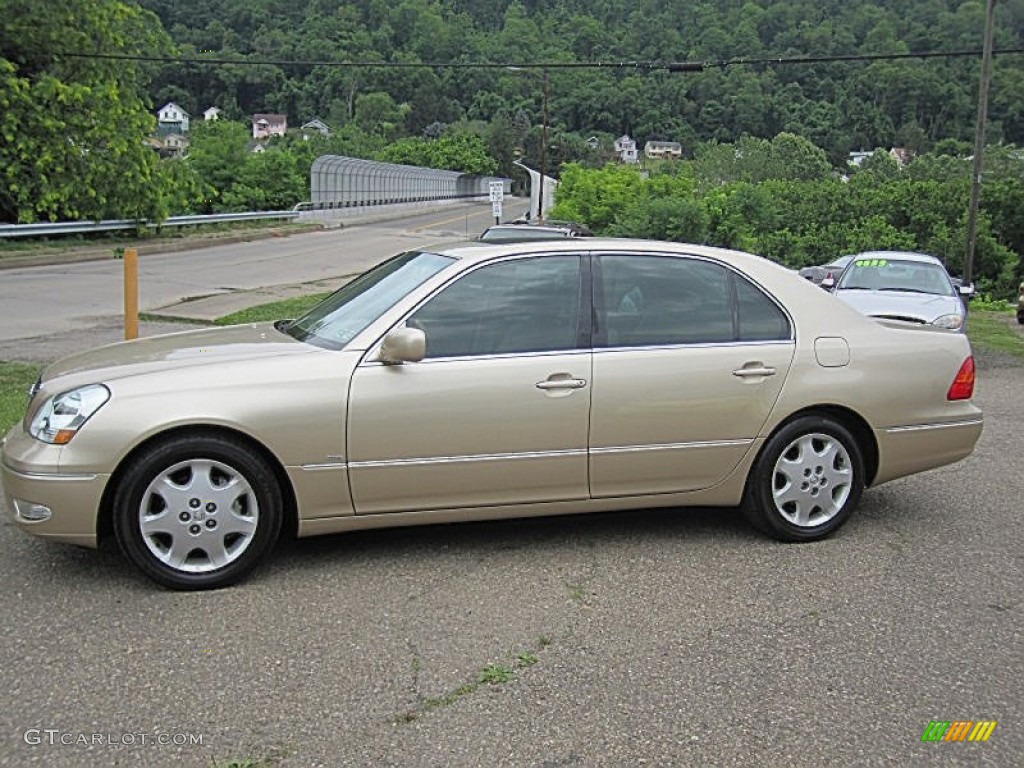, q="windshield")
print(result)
[284,251,454,349]
[836,257,954,296]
